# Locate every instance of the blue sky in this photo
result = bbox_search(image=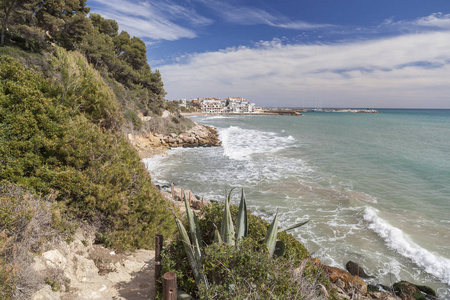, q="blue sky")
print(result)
[87,0,450,108]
